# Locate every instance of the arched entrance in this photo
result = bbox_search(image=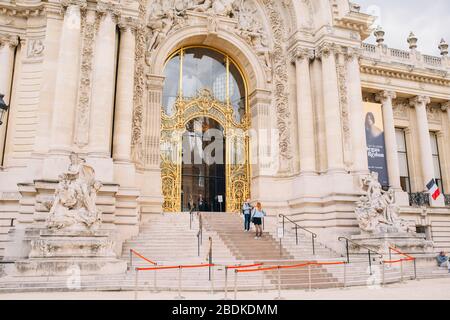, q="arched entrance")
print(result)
[160,46,251,212]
